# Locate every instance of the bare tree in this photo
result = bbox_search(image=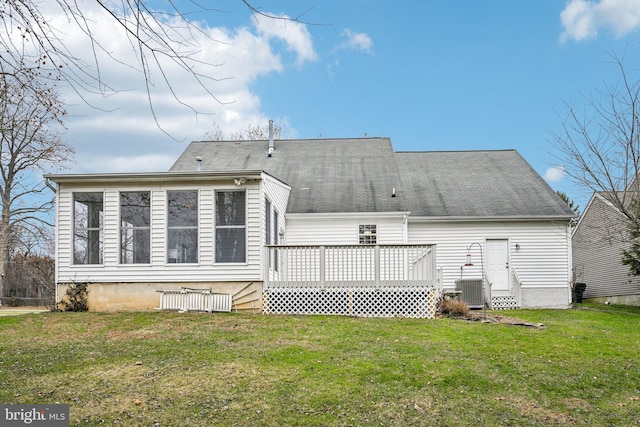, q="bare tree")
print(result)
[551,53,640,275]
[4,253,55,305]
[203,121,283,141]
[551,54,640,229]
[0,1,308,131]
[202,122,226,141]
[0,59,73,299]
